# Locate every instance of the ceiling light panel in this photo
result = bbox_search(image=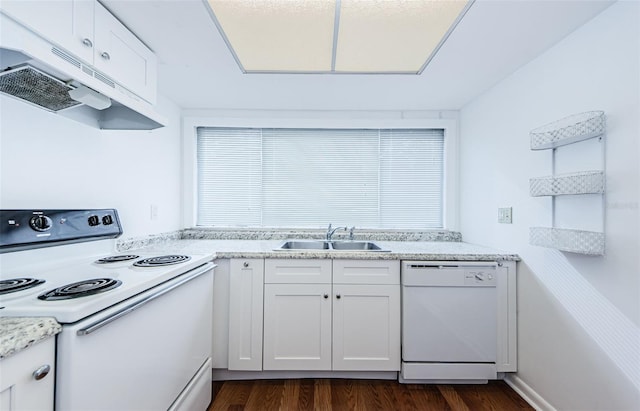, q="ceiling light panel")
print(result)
[207,0,336,72]
[335,0,470,73]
